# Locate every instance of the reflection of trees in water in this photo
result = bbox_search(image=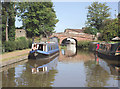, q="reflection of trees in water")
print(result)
[2,68,15,87]
[84,60,110,87]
